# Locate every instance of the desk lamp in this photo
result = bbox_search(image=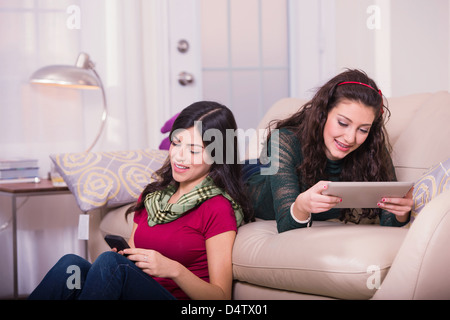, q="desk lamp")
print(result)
[30,52,107,153]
